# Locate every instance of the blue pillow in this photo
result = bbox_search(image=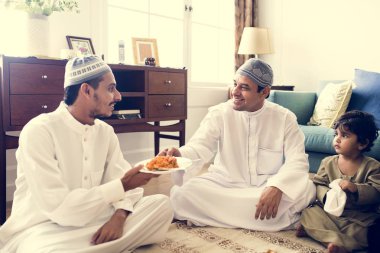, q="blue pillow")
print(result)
[347,69,380,128]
